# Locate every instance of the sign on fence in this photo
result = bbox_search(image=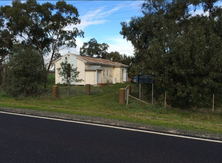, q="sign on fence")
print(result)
[138,75,154,84]
[137,74,155,104]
